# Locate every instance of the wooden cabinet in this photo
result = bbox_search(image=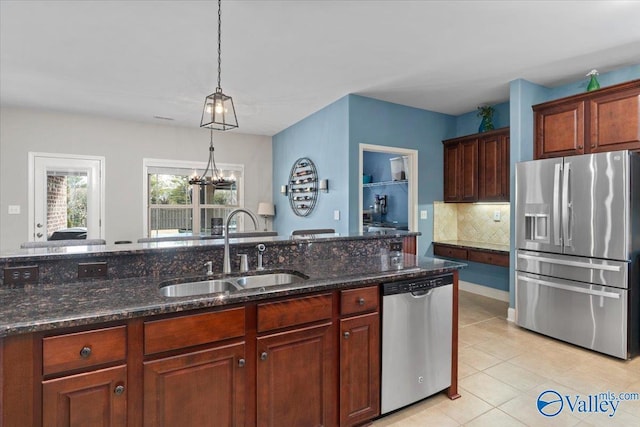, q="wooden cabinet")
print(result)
[443,138,478,202]
[143,342,246,427]
[339,286,380,427]
[443,128,509,202]
[534,79,640,159]
[478,132,509,201]
[40,326,128,427]
[42,365,127,427]
[433,242,509,268]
